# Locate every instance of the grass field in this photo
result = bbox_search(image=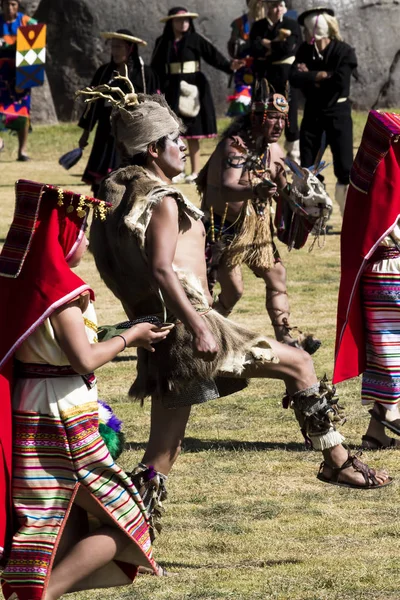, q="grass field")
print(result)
[1,111,400,600]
